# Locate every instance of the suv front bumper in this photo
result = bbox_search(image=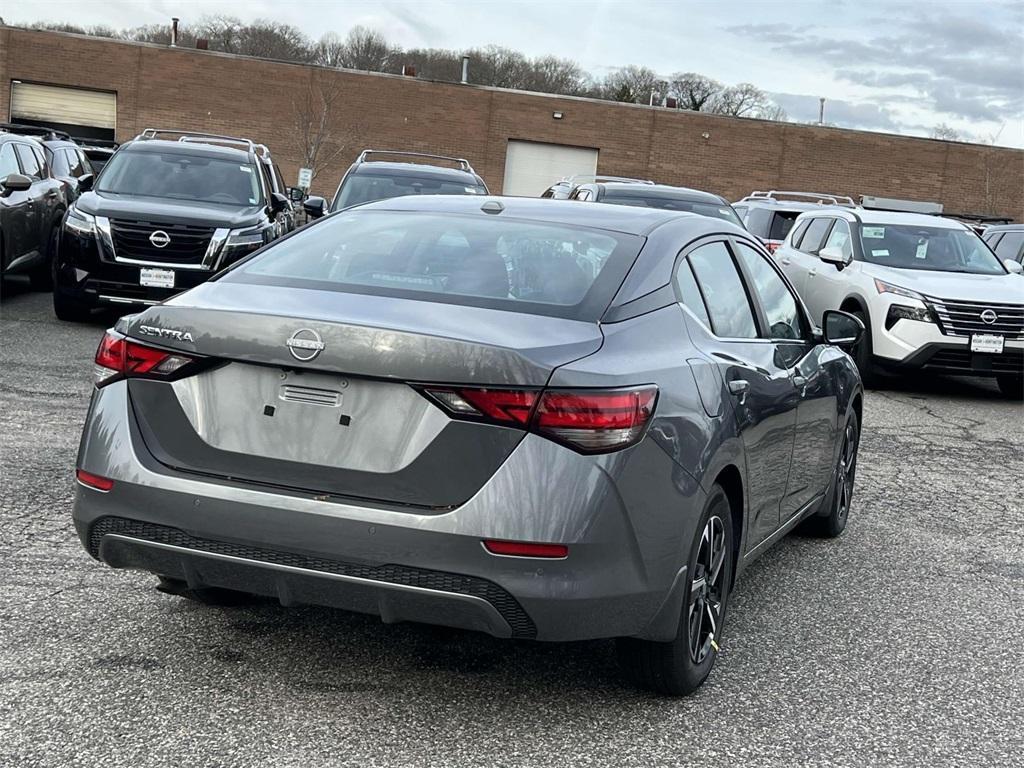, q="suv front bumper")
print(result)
[872,315,1024,376]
